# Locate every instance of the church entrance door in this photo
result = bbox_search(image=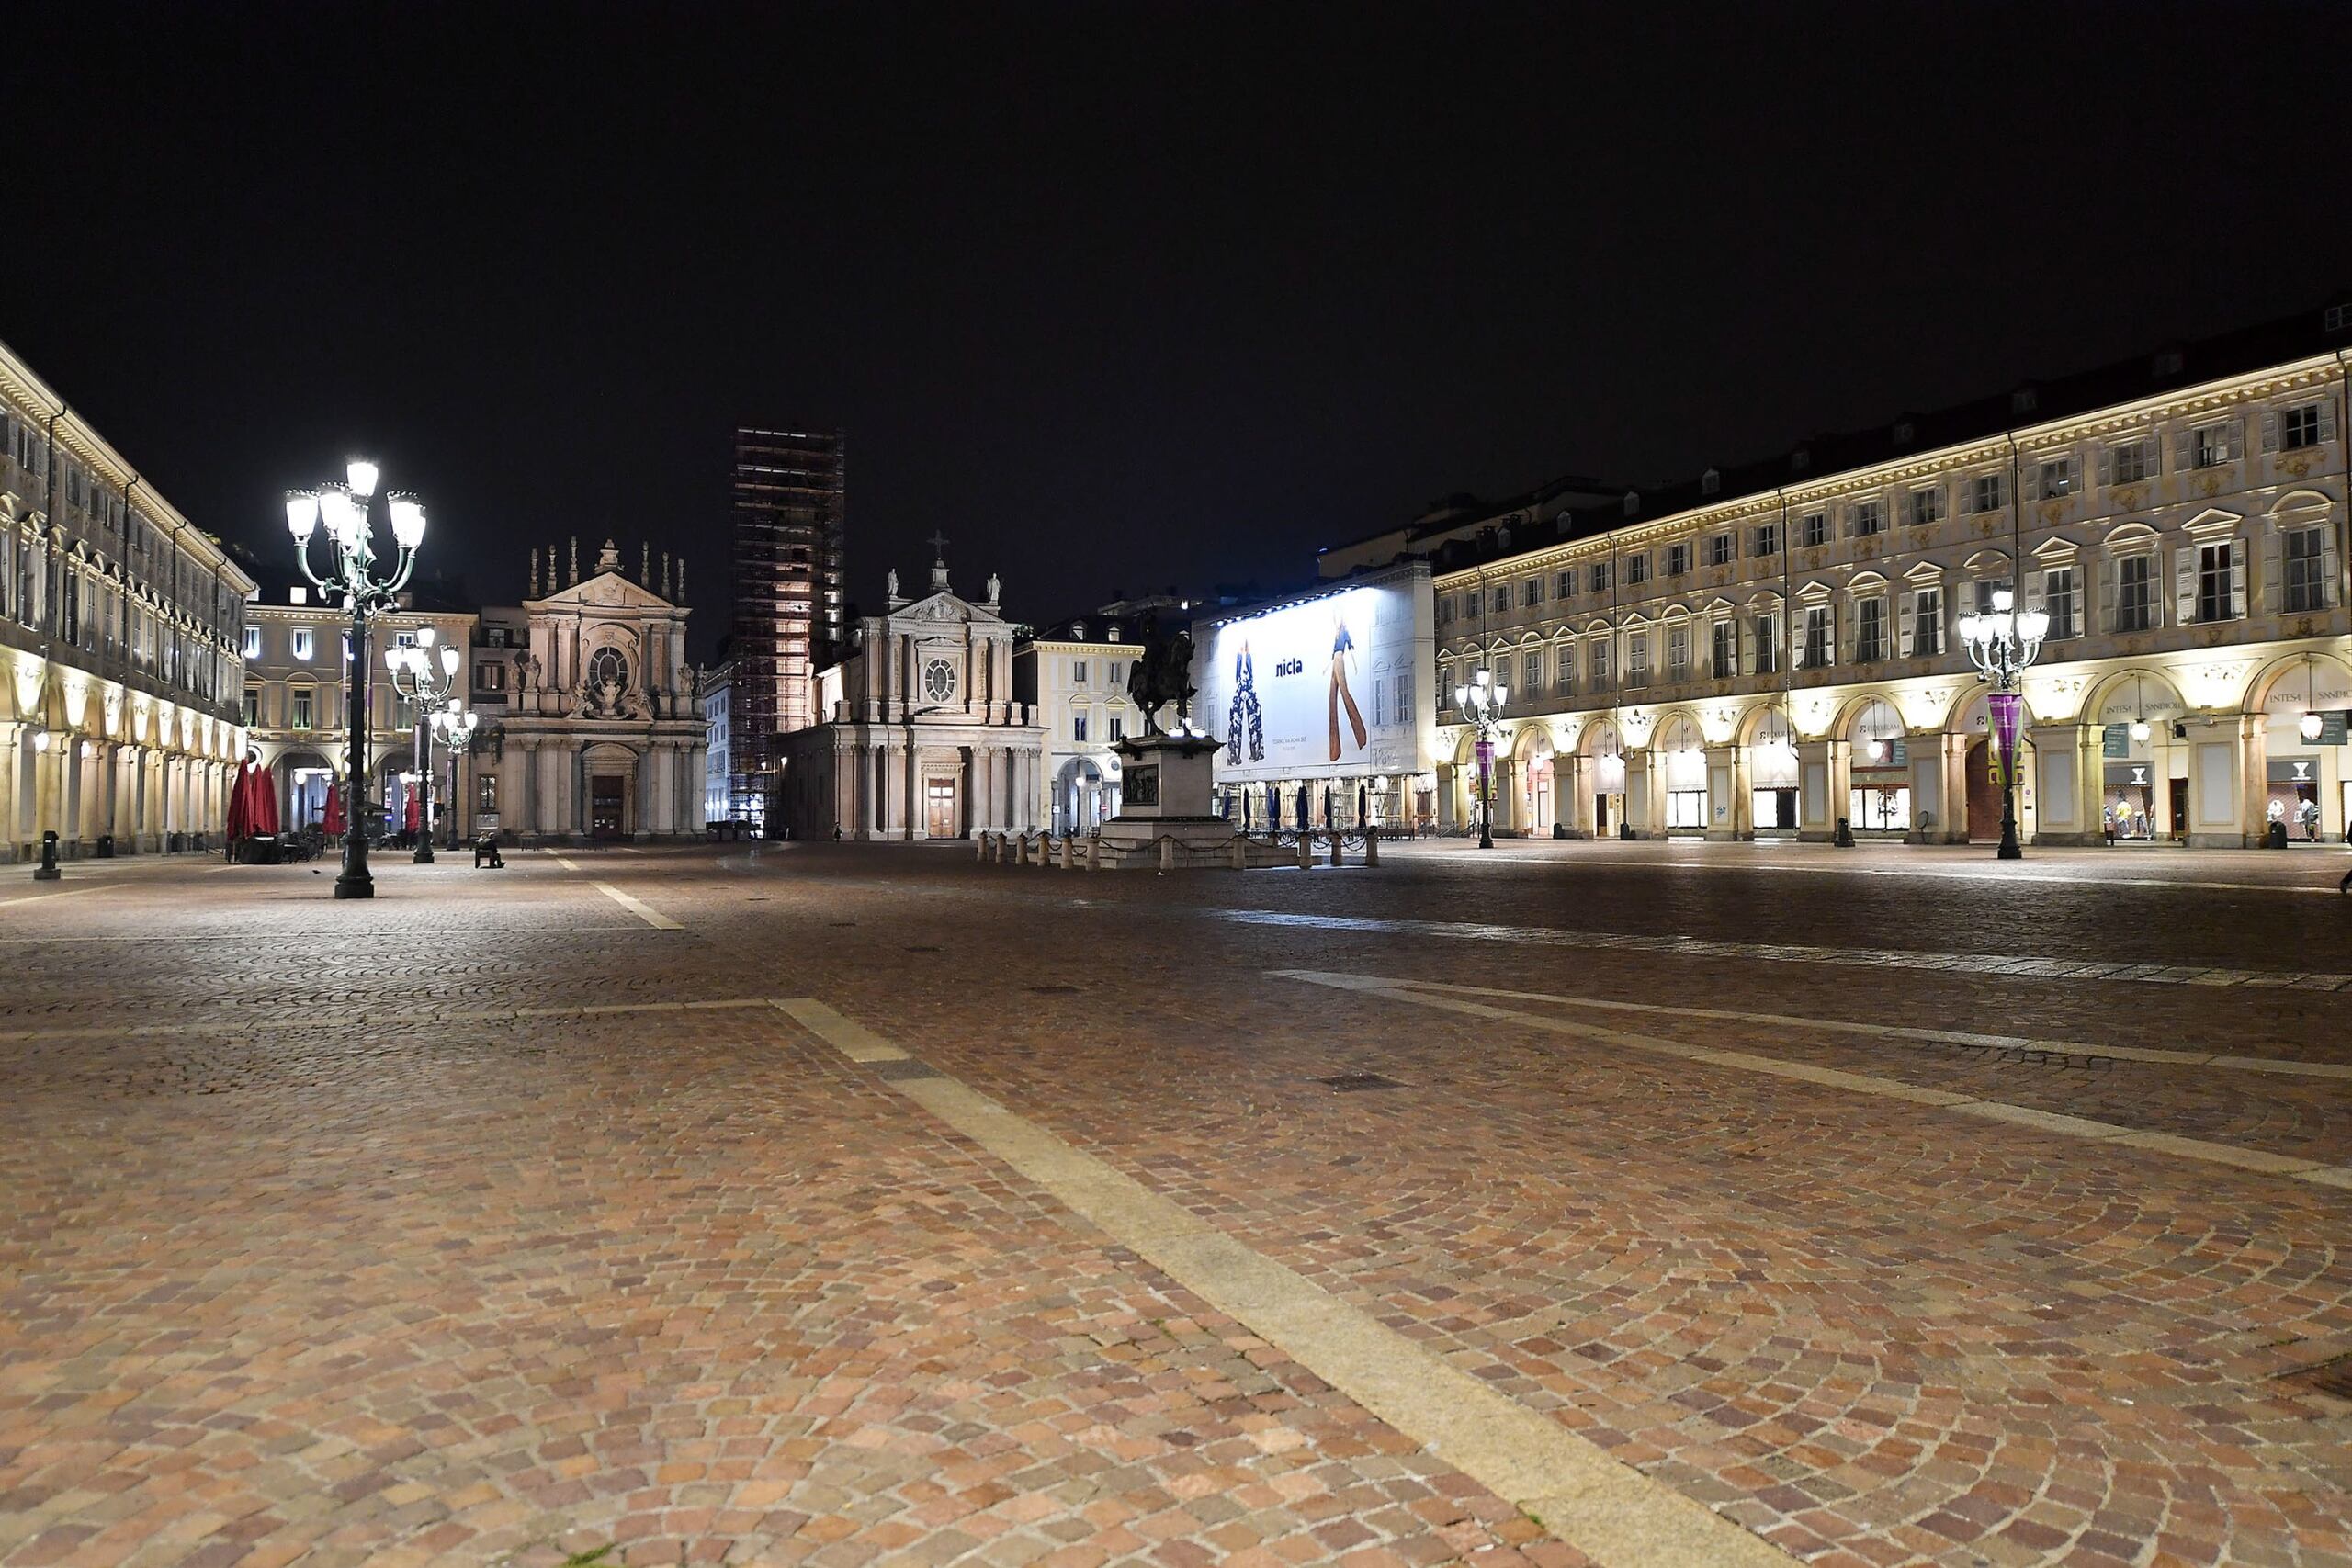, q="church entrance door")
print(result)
[924,779,959,839]
[591,775,626,840]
